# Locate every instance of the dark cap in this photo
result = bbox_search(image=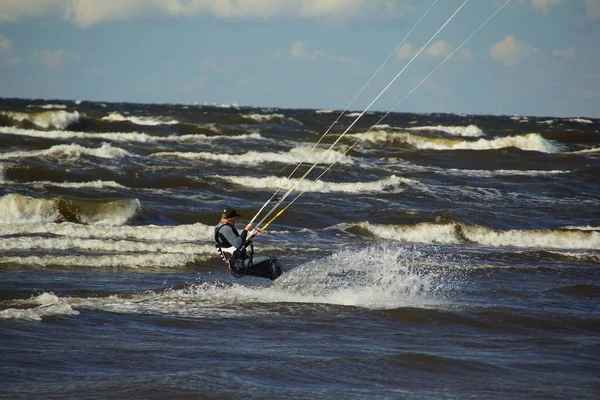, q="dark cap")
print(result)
[222,207,242,218]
